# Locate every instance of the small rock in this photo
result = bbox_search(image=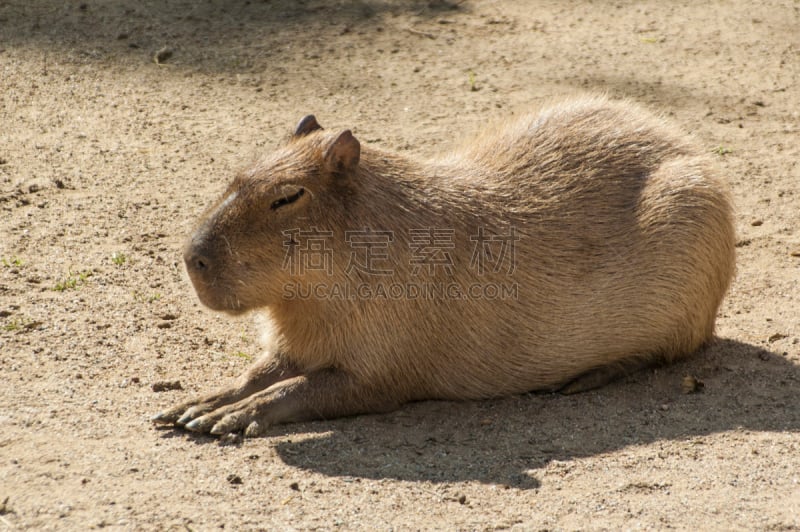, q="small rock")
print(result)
[458,494,467,504]
[790,250,800,257]
[21,179,48,194]
[154,46,173,64]
[681,375,704,394]
[151,380,182,392]
[289,482,300,491]
[750,219,763,226]
[220,432,242,445]
[0,496,12,515]
[227,474,243,485]
[768,333,787,343]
